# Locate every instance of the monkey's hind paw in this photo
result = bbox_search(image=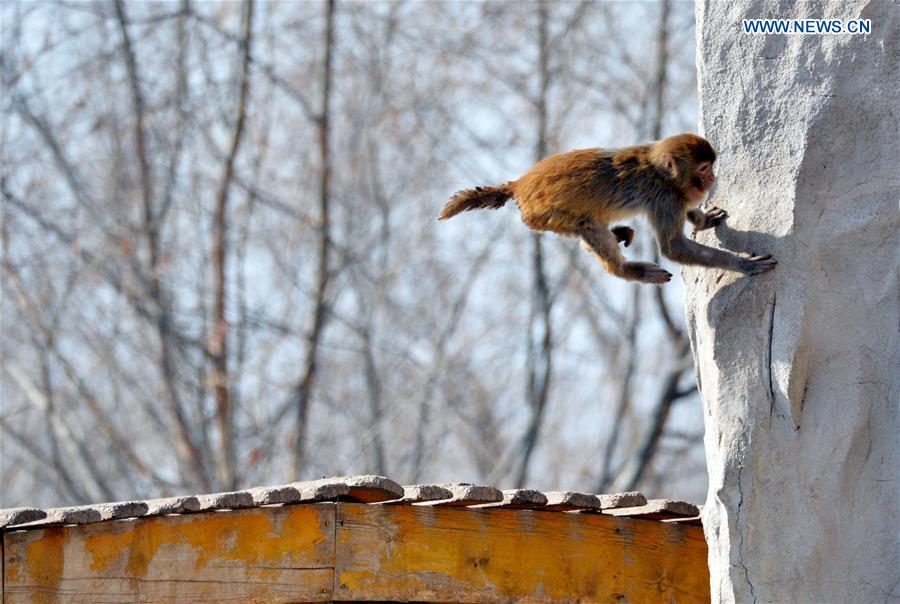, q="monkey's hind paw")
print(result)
[739,254,777,275]
[629,262,672,284]
[611,225,635,247]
